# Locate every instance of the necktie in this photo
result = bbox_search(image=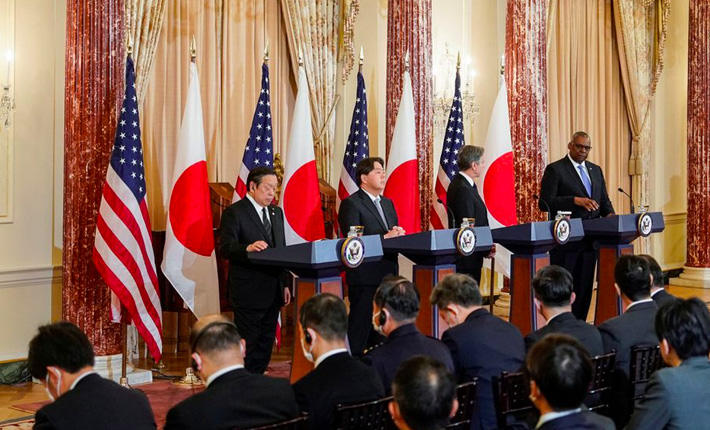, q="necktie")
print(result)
[262,207,272,237]
[374,197,389,230]
[578,165,592,197]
